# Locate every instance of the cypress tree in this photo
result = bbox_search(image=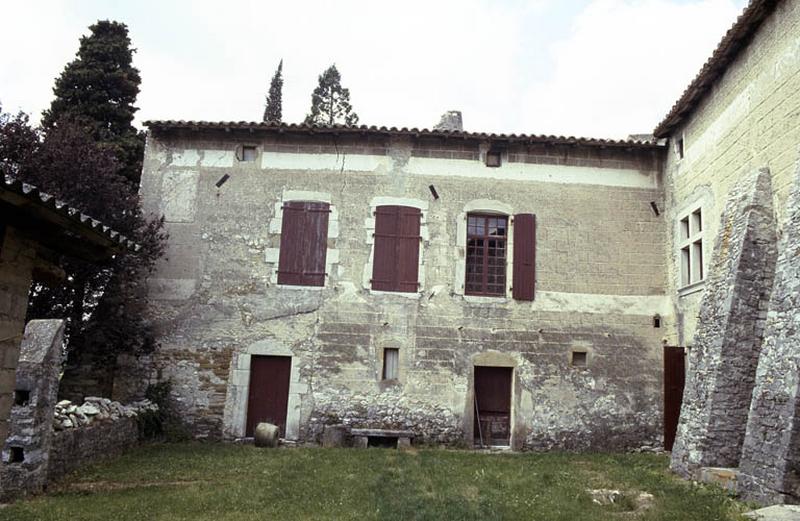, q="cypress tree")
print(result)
[42,20,144,184]
[263,59,283,123]
[304,64,359,126]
